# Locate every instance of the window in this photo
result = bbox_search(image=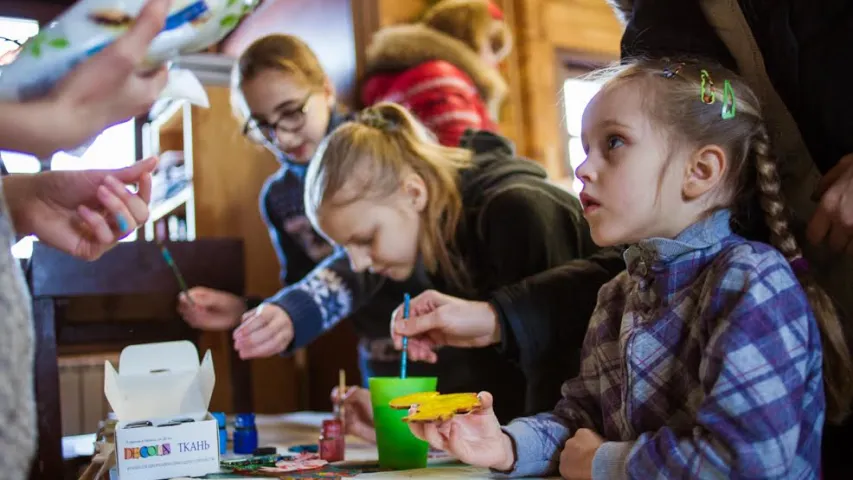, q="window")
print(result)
[51,119,137,172]
[562,77,602,195]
